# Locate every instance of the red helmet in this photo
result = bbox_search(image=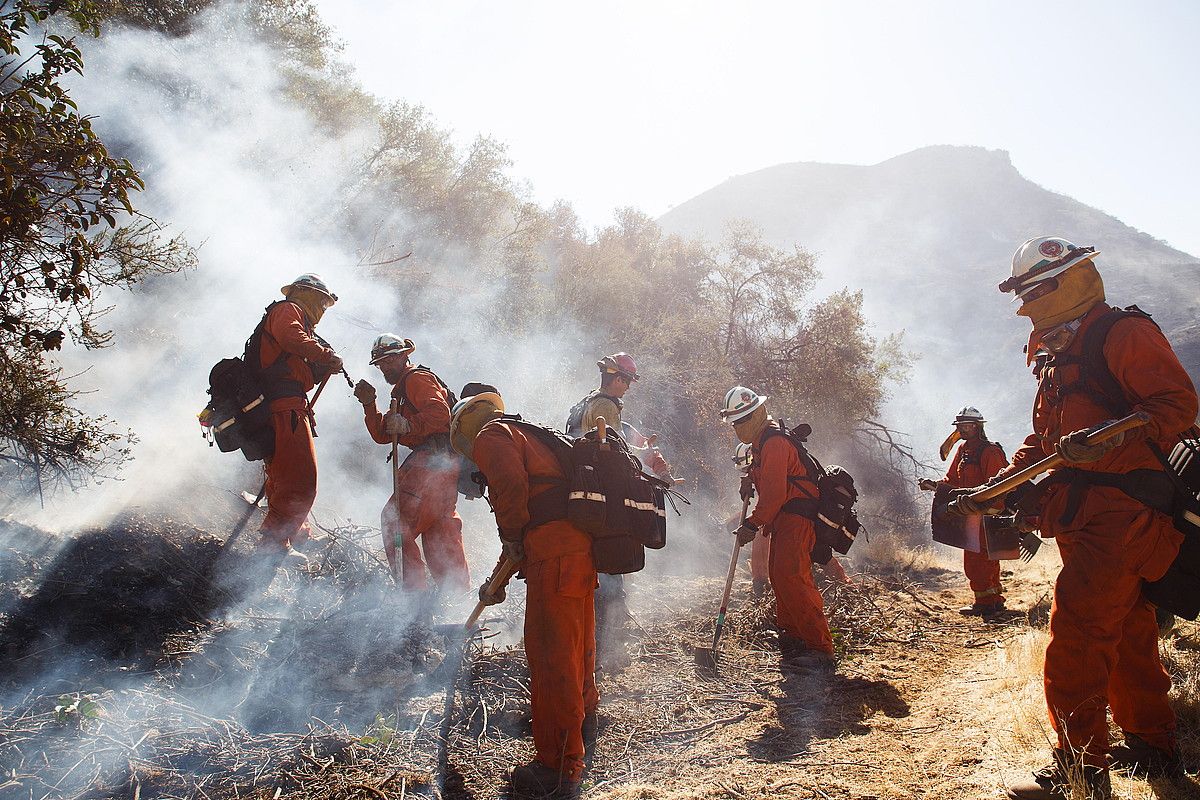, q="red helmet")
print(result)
[597,352,639,381]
